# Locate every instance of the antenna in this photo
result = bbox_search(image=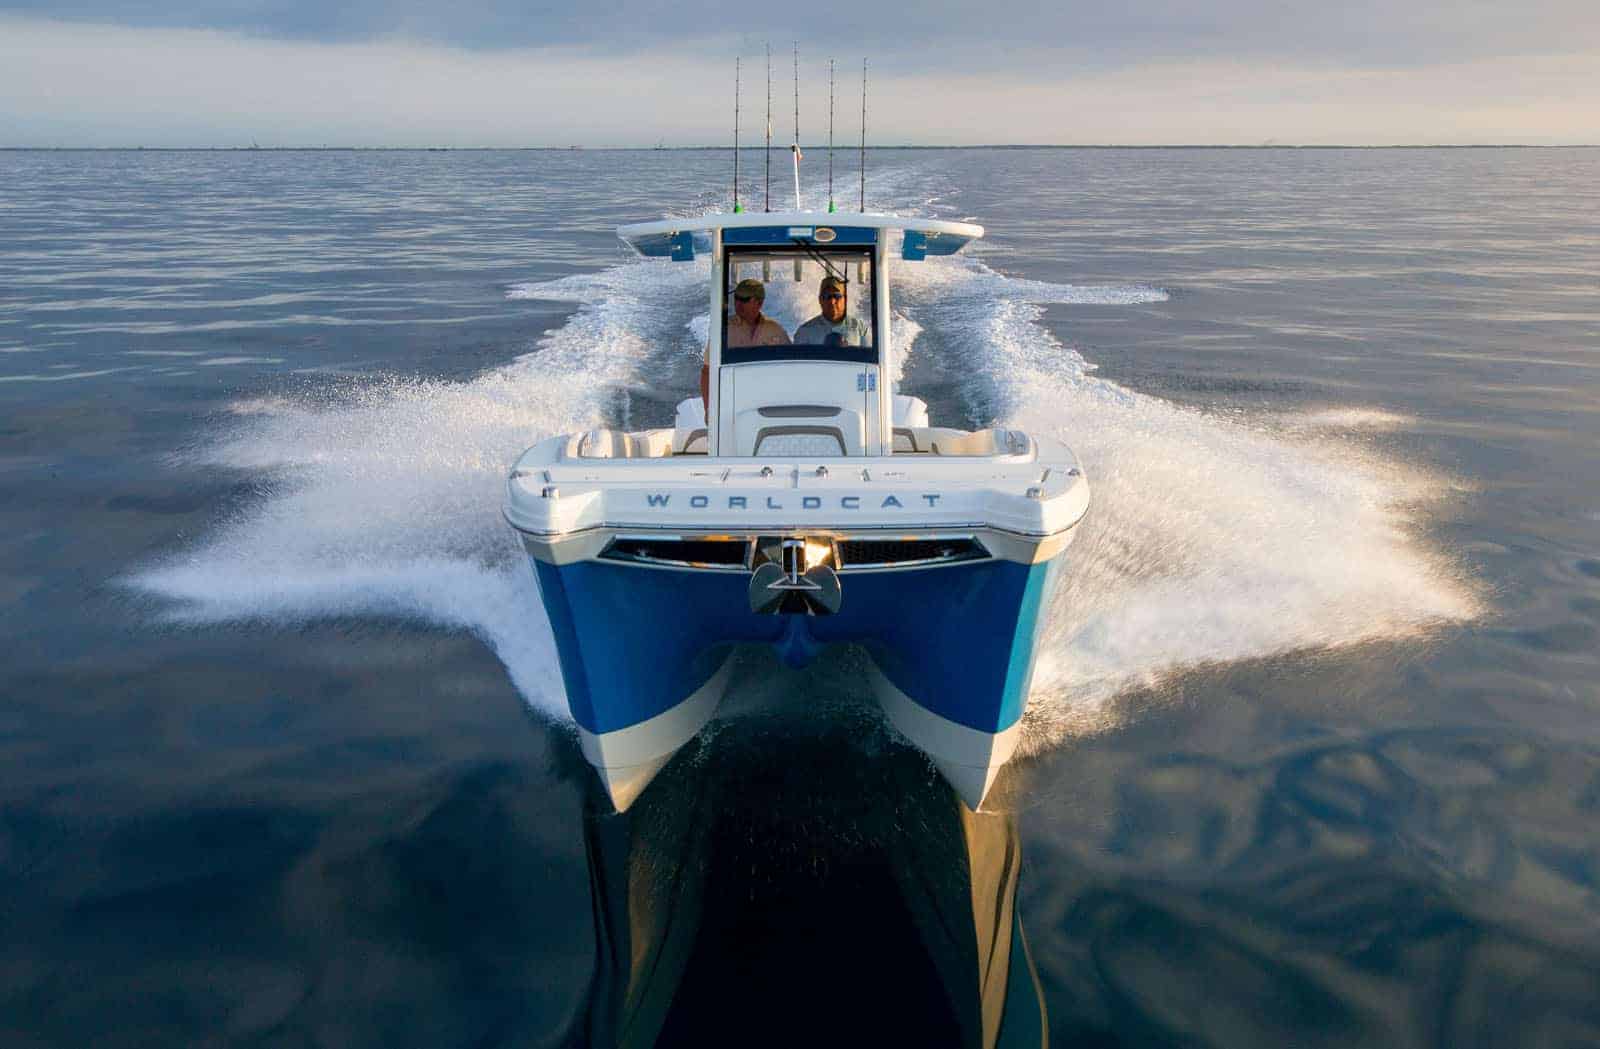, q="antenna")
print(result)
[859,59,867,212]
[733,58,742,213]
[790,42,803,210]
[764,43,772,213]
[827,59,836,213]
